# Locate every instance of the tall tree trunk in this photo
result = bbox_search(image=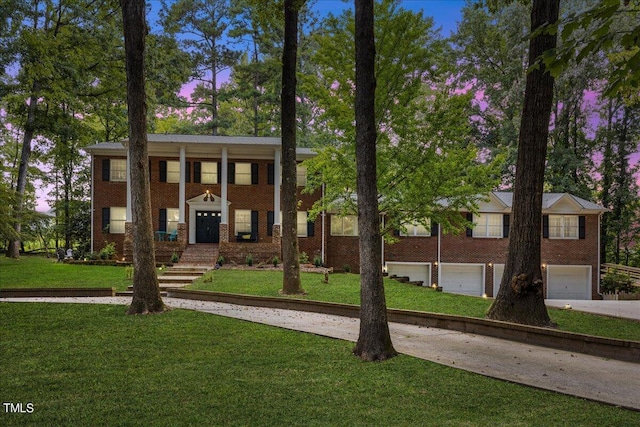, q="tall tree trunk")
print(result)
[121,0,165,314]
[487,0,559,326]
[280,0,303,295]
[352,0,396,361]
[8,91,38,258]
